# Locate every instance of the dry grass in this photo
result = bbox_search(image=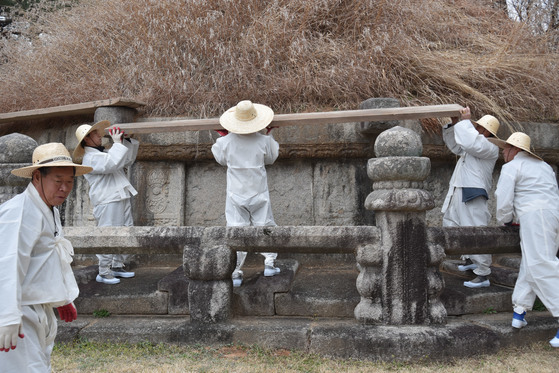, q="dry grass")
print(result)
[51,340,559,372]
[1,0,558,129]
